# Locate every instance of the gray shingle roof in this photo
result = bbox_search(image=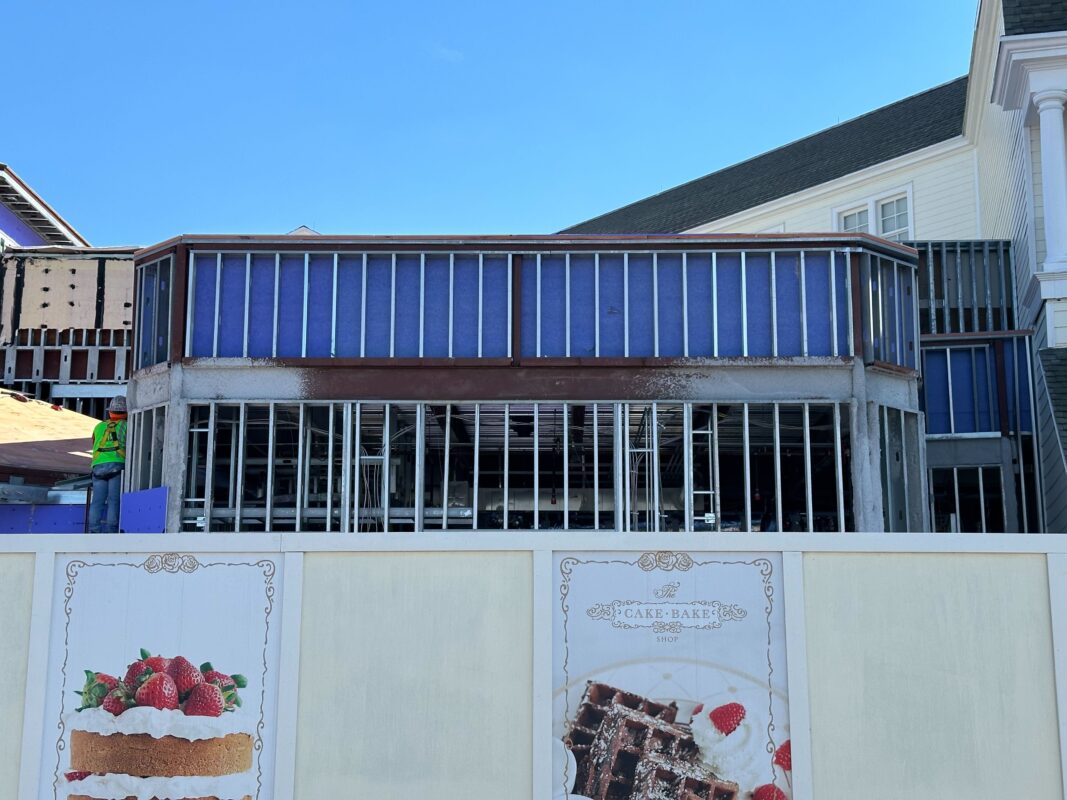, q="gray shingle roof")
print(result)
[1040,347,1067,470]
[562,77,968,235]
[1003,0,1067,36]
